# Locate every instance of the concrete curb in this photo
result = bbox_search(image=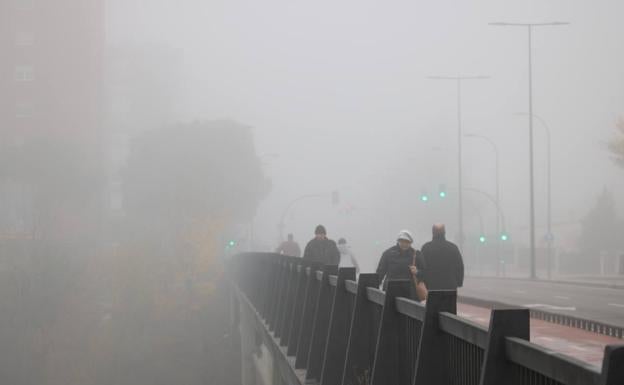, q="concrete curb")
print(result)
[465,275,624,290]
[458,295,624,340]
